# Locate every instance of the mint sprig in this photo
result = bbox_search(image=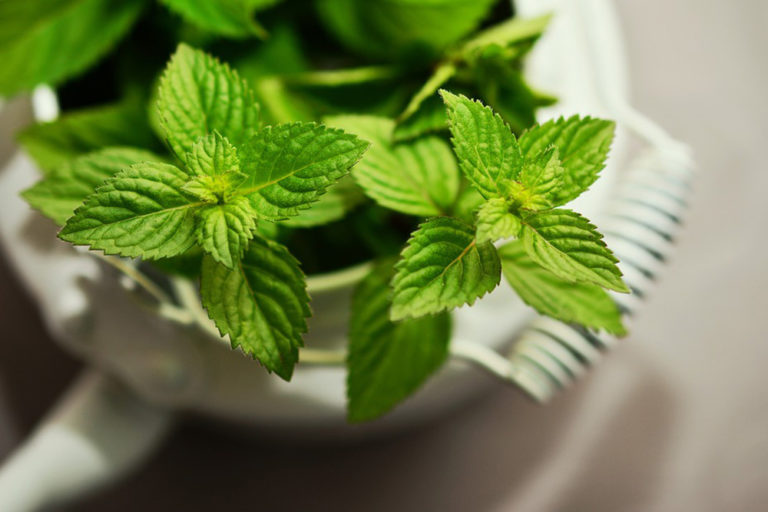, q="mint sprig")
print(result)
[54,44,367,379]
[381,91,627,335]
